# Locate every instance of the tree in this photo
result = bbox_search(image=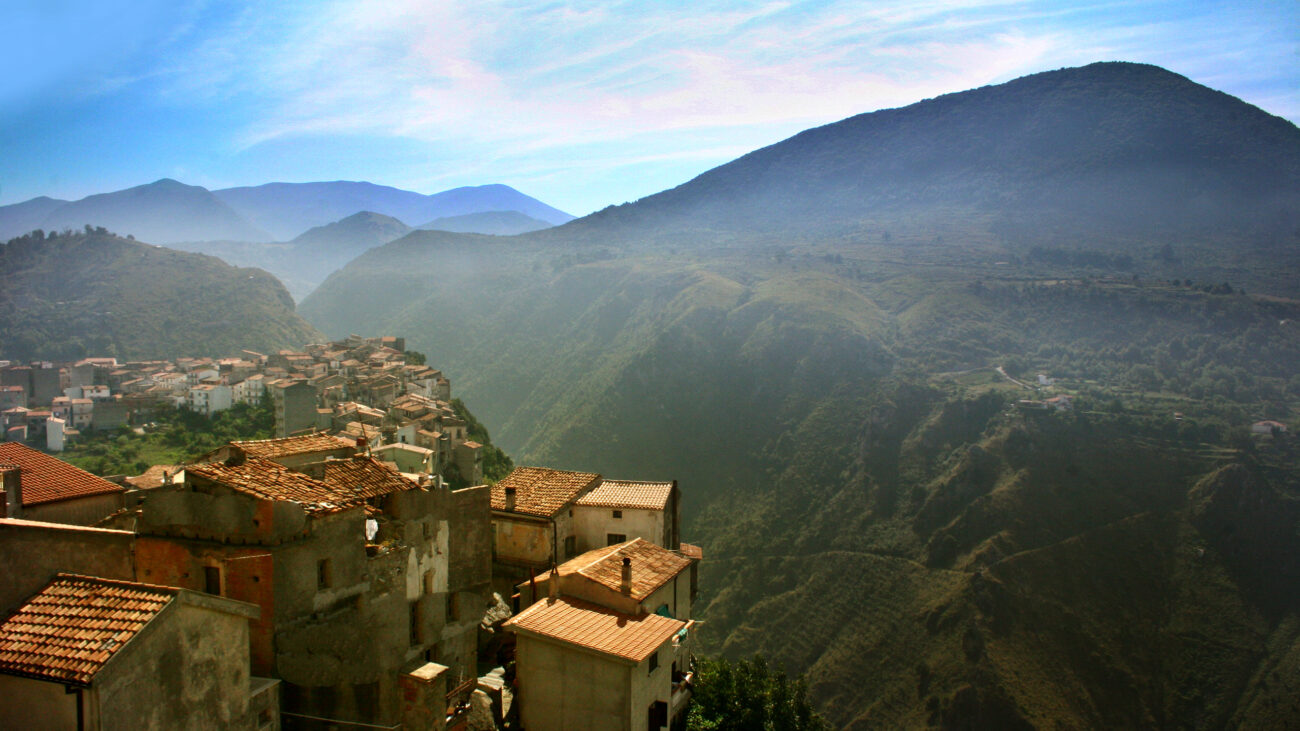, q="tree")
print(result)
[404,350,427,365]
[687,655,830,731]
